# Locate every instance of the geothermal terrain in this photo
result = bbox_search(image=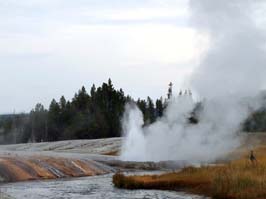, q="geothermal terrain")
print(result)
[0,138,122,182]
[0,137,192,183]
[0,134,262,182]
[0,138,208,199]
[0,134,263,199]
